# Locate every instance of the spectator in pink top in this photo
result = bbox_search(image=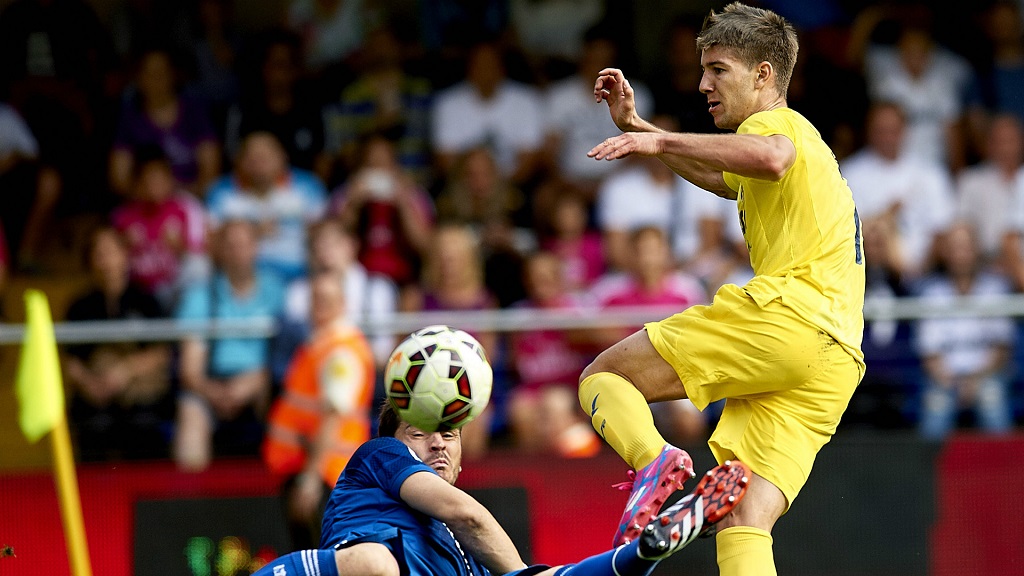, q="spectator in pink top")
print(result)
[109,47,221,198]
[589,226,709,443]
[507,251,600,458]
[591,226,706,313]
[539,191,604,294]
[111,148,208,309]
